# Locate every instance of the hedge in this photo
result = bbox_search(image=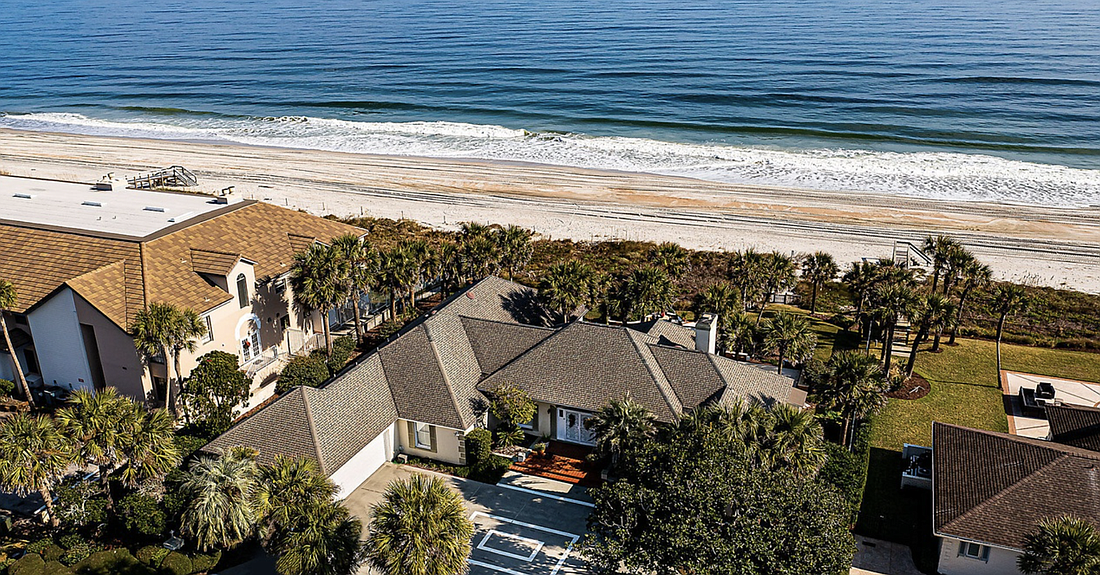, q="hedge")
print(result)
[8,553,44,575]
[817,421,872,525]
[189,551,220,573]
[159,552,192,575]
[465,428,492,467]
